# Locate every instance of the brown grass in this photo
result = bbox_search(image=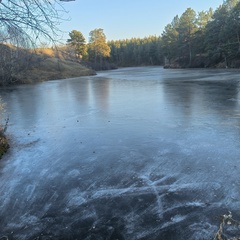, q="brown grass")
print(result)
[15,56,96,83]
[0,44,96,84]
[214,212,240,240]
